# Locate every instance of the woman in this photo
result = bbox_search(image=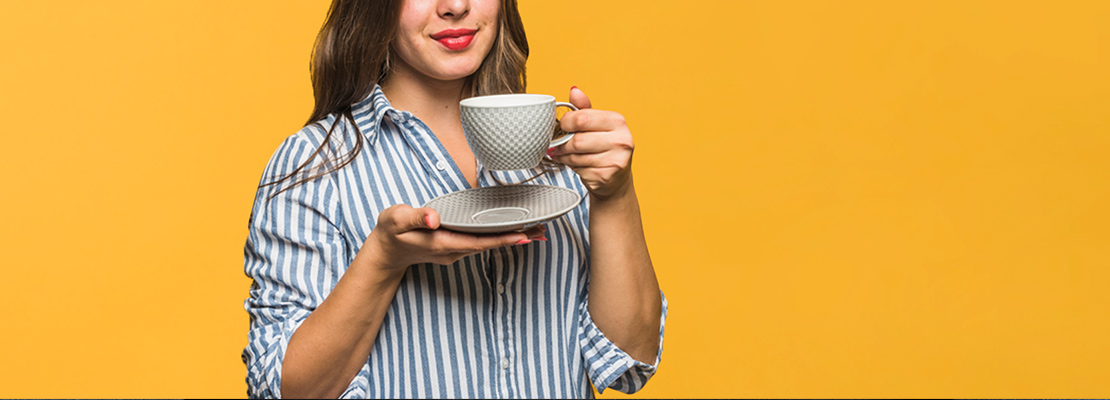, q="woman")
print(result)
[242,0,666,398]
